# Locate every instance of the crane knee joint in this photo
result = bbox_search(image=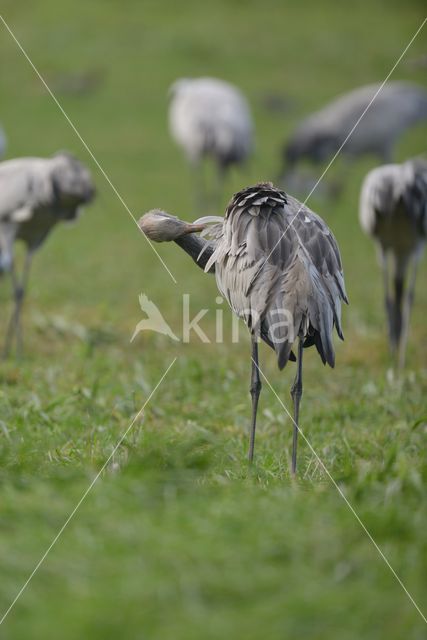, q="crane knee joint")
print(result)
[250,380,262,396]
[290,383,303,400]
